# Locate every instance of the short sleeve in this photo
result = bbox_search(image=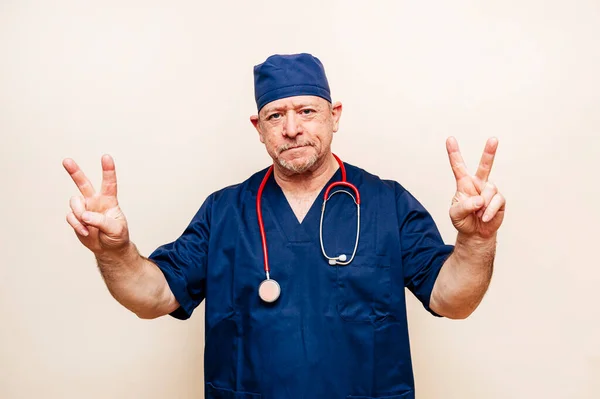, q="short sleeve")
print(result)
[147,195,213,320]
[396,185,454,316]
